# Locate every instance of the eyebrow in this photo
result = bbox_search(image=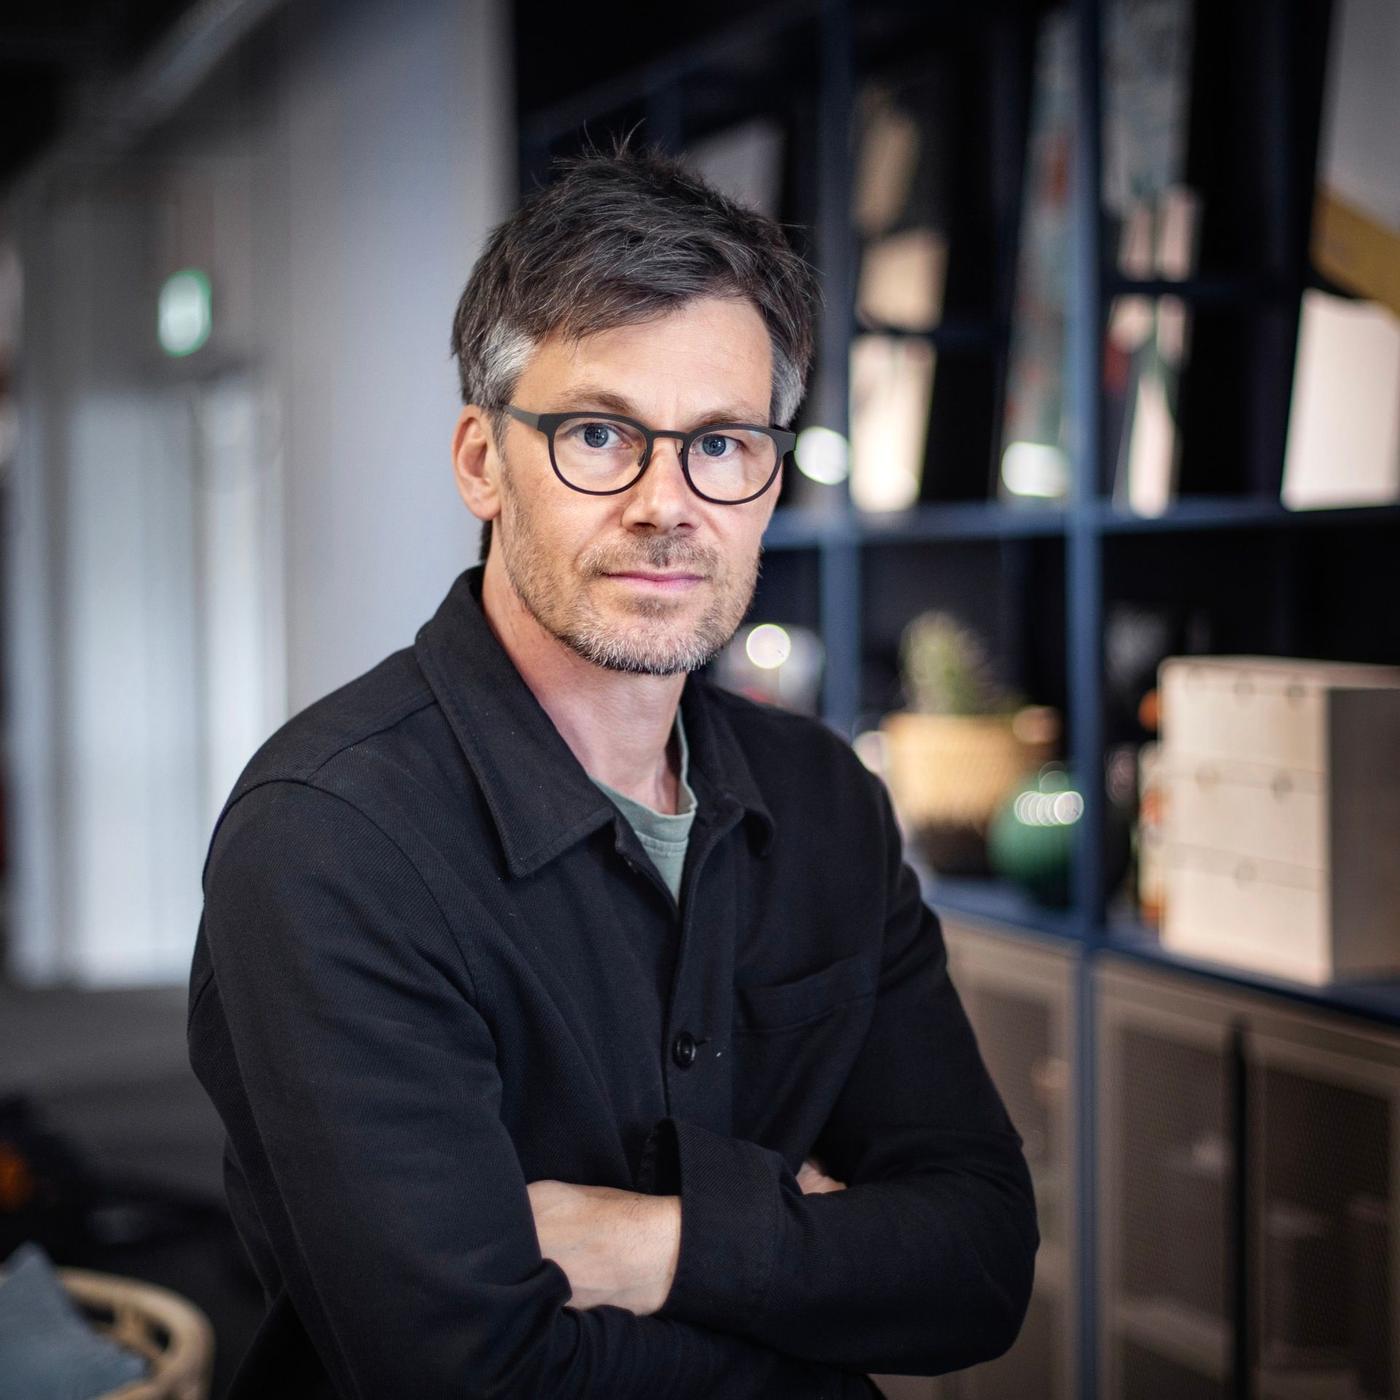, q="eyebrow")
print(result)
[552,382,770,427]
